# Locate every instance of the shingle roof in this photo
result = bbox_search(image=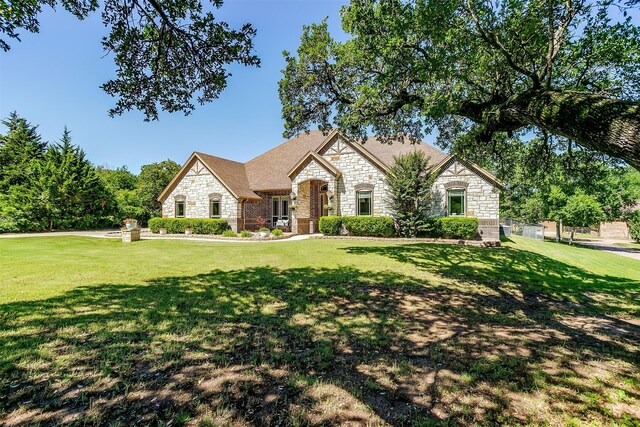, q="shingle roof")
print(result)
[244,130,449,192]
[195,152,259,199]
[164,131,456,199]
